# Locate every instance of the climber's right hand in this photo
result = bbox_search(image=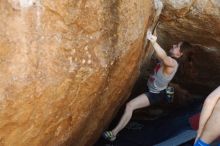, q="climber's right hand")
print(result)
[146,29,157,43]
